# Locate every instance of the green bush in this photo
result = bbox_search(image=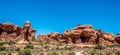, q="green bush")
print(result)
[24,44,34,49]
[0,46,6,51]
[63,45,75,50]
[0,42,4,46]
[94,44,106,50]
[56,43,63,46]
[107,44,119,47]
[47,52,59,55]
[39,42,43,46]
[115,51,120,55]
[0,53,7,55]
[67,52,75,55]
[90,50,97,55]
[106,52,115,55]
[59,45,75,50]
[83,46,90,48]
[44,45,50,49]
[90,50,103,55]
[18,49,31,55]
[40,52,44,55]
[15,48,20,51]
[45,41,50,44]
[7,41,15,45]
[8,52,12,55]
